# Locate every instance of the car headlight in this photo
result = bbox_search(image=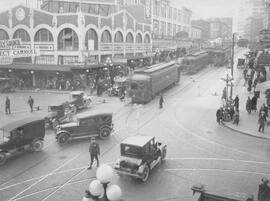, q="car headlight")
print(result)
[138,165,144,174]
